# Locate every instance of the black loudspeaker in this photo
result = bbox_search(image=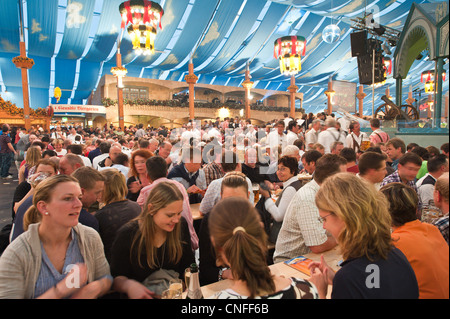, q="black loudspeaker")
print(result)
[357,38,386,85]
[351,30,368,57]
